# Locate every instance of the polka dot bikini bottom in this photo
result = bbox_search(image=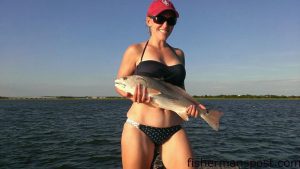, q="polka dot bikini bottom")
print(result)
[126,118,182,145]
